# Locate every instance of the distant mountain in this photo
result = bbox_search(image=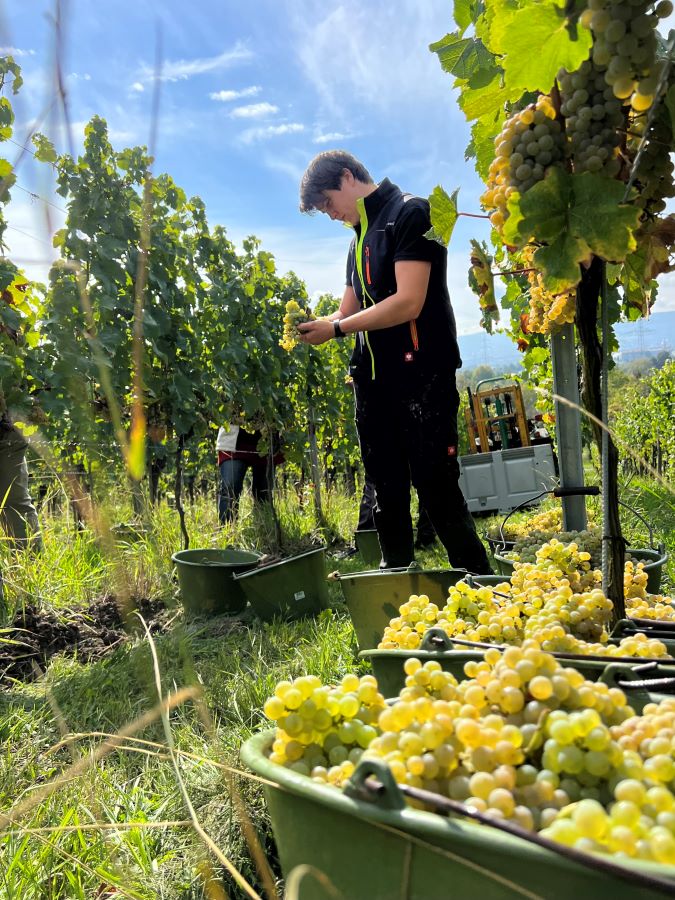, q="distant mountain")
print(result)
[457,311,675,373]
